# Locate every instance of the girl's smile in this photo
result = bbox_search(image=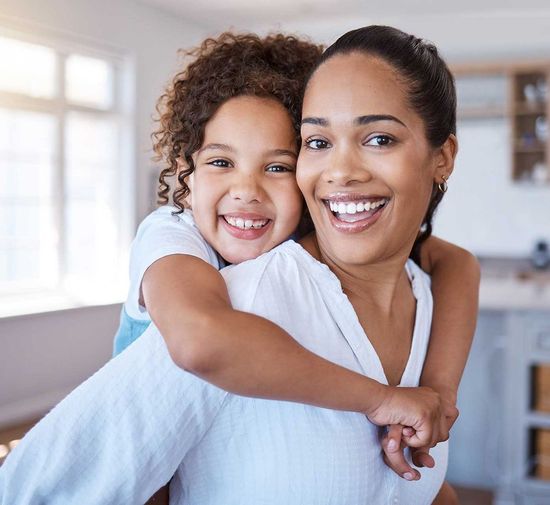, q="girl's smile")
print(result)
[188,96,303,264]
